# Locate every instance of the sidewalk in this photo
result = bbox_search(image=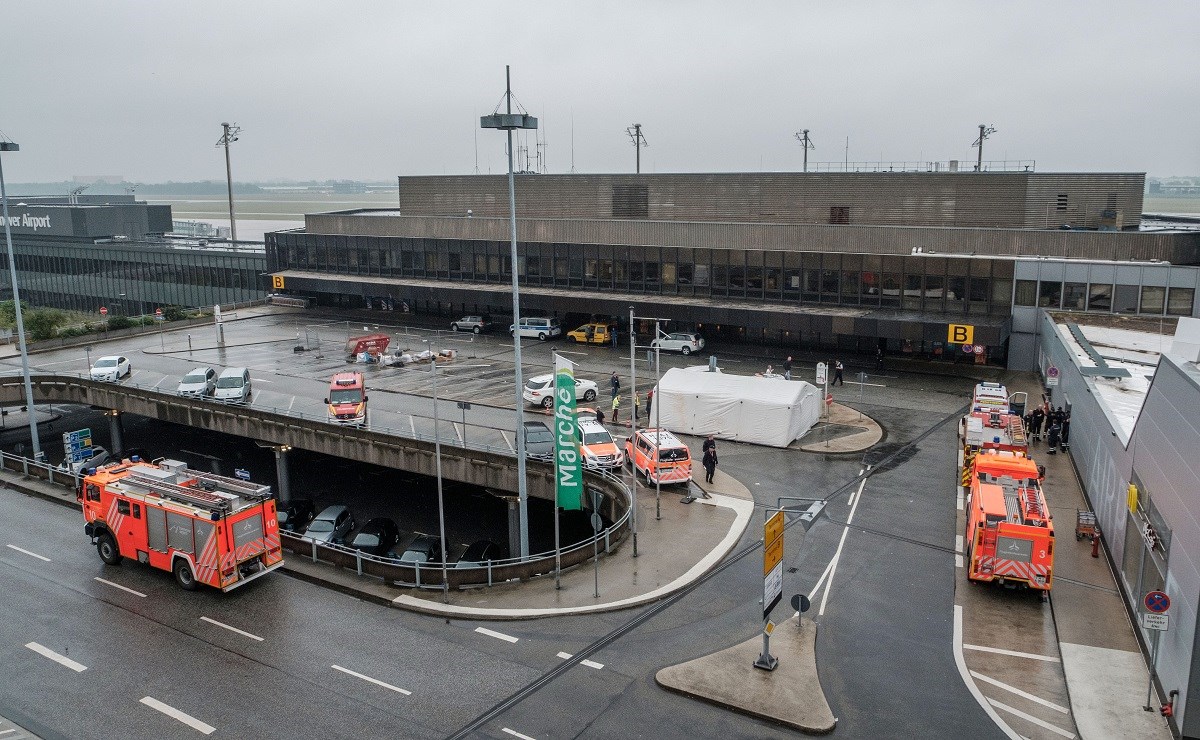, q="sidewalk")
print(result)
[1006,375,1171,739]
